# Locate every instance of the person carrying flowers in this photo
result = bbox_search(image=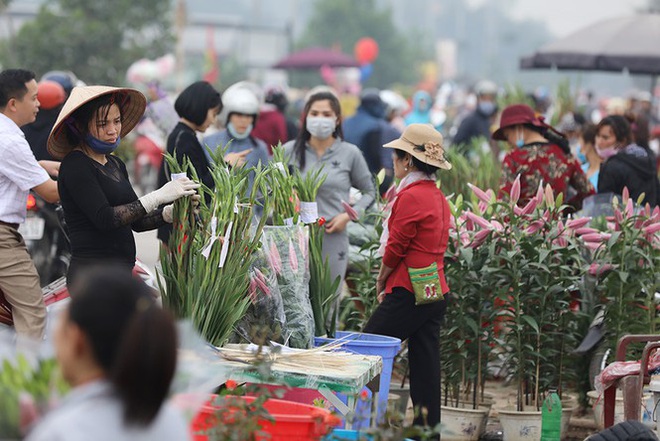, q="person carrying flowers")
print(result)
[47,86,199,286]
[364,123,451,433]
